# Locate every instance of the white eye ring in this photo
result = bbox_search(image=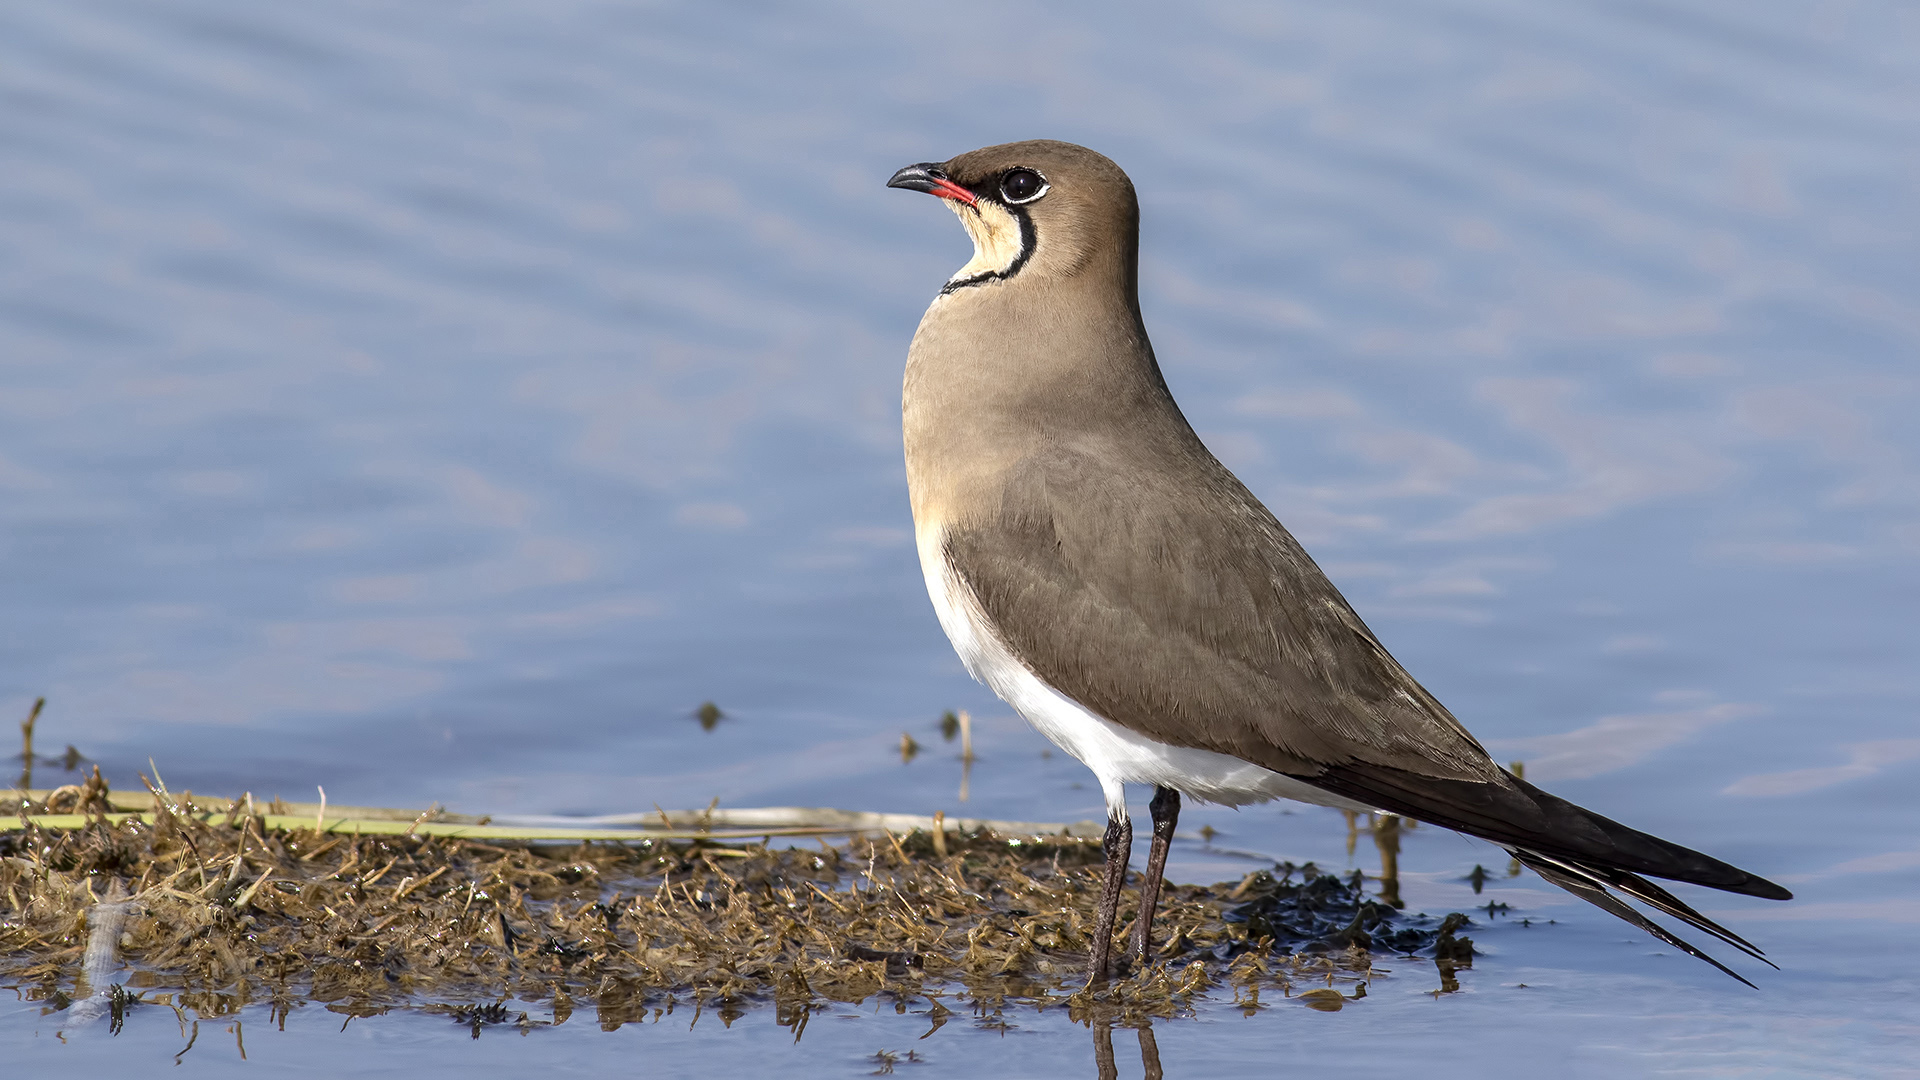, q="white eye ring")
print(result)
[999,167,1049,205]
